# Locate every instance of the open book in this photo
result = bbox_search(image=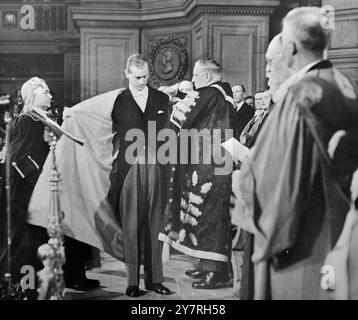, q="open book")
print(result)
[31,107,86,146]
[221,137,249,162]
